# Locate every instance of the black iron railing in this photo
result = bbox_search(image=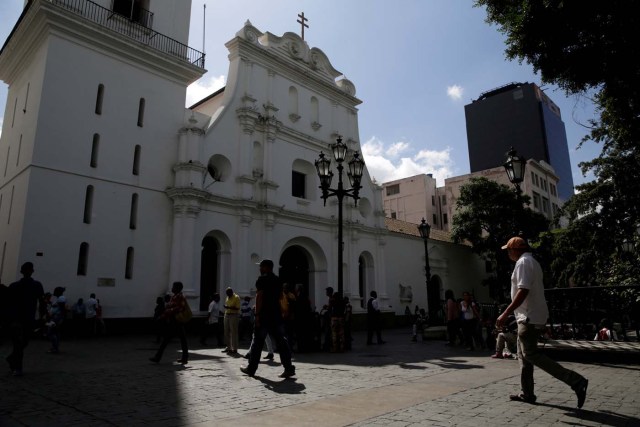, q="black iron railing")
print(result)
[545,285,640,341]
[49,0,205,68]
